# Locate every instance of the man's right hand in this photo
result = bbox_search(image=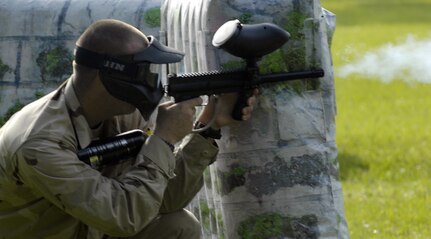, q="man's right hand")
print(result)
[153,97,203,145]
